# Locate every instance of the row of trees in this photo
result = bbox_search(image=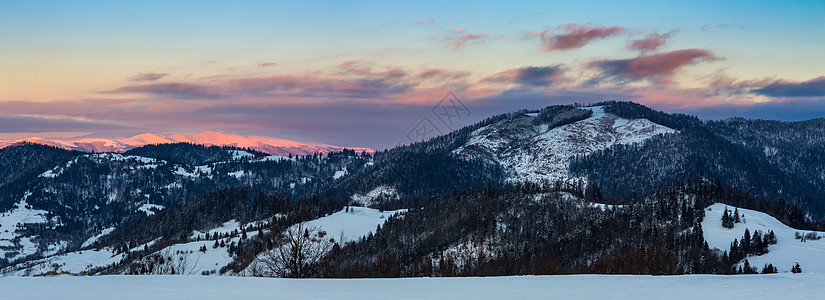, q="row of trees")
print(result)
[728,228,777,263]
